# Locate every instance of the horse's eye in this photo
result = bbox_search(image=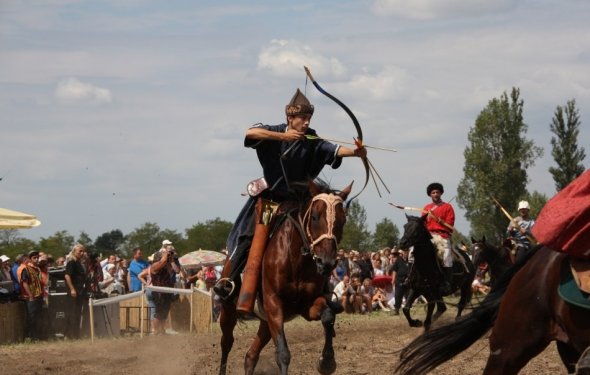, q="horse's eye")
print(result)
[312,213,321,222]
